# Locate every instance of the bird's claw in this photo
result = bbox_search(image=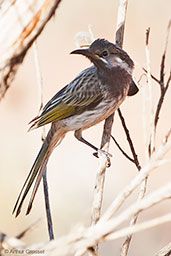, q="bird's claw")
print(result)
[93,152,99,158]
[93,149,112,168]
